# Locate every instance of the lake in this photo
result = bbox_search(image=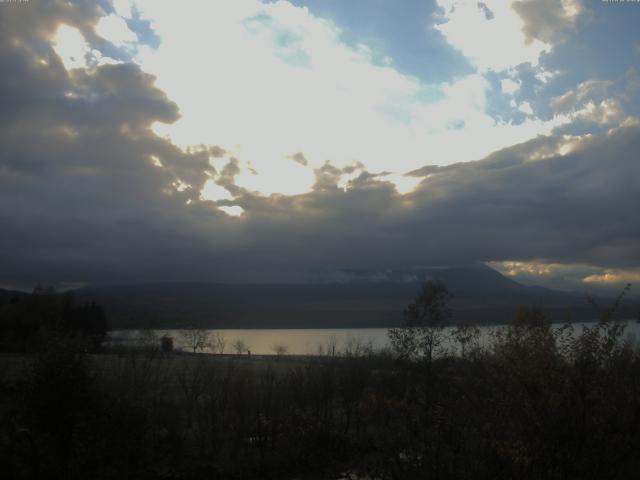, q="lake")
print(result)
[108,320,640,355]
